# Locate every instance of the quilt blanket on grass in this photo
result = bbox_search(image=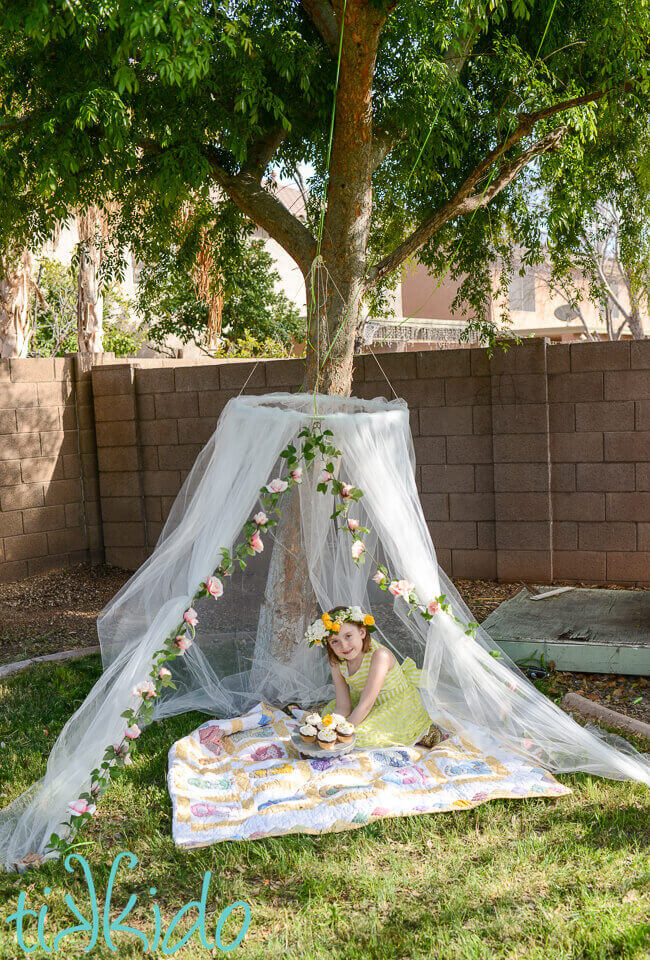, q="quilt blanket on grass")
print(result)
[167,702,571,848]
